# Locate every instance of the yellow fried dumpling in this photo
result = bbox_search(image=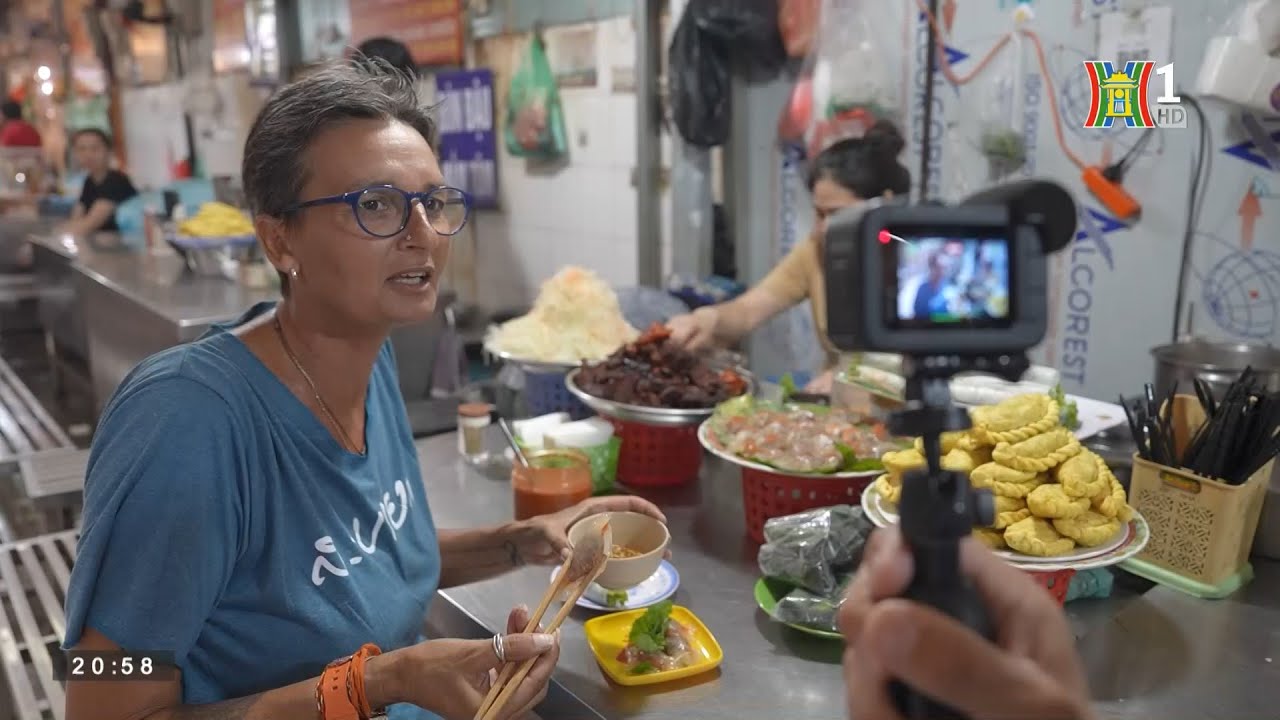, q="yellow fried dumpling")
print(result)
[992,429,1082,473]
[1054,450,1106,499]
[993,495,1026,514]
[875,473,901,505]
[1027,483,1091,519]
[913,431,967,455]
[1091,462,1133,522]
[993,495,1031,528]
[1004,517,1076,557]
[964,445,994,466]
[994,507,1033,529]
[941,447,977,475]
[1052,511,1122,547]
[881,448,925,476]
[972,527,1007,550]
[972,394,1060,444]
[971,461,1037,488]
[993,473,1049,498]
[956,432,990,452]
